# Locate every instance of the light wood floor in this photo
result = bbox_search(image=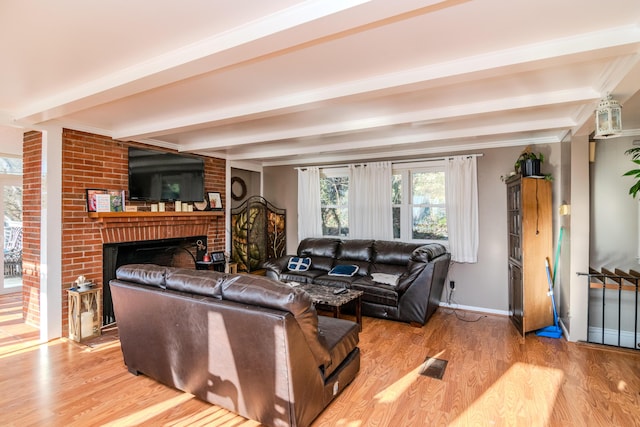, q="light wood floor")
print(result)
[1,292,639,427]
